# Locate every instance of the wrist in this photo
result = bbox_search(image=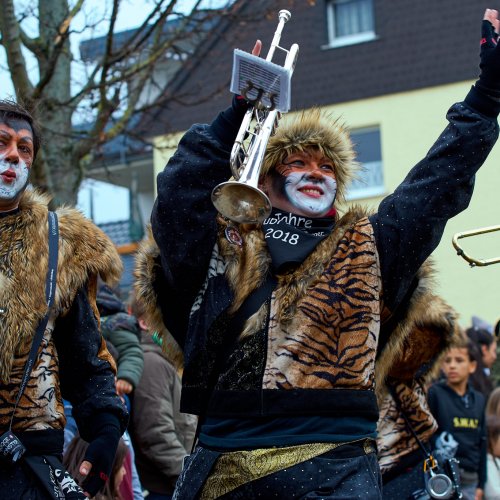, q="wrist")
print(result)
[211,95,250,147]
[465,85,500,118]
[87,412,121,440]
[475,81,500,100]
